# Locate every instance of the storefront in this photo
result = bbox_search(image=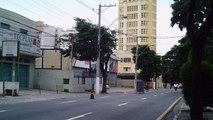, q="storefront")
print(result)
[0,8,41,89]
